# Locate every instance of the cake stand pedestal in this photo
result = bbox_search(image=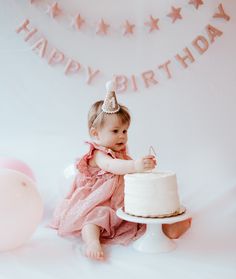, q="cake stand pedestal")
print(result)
[116,207,190,254]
